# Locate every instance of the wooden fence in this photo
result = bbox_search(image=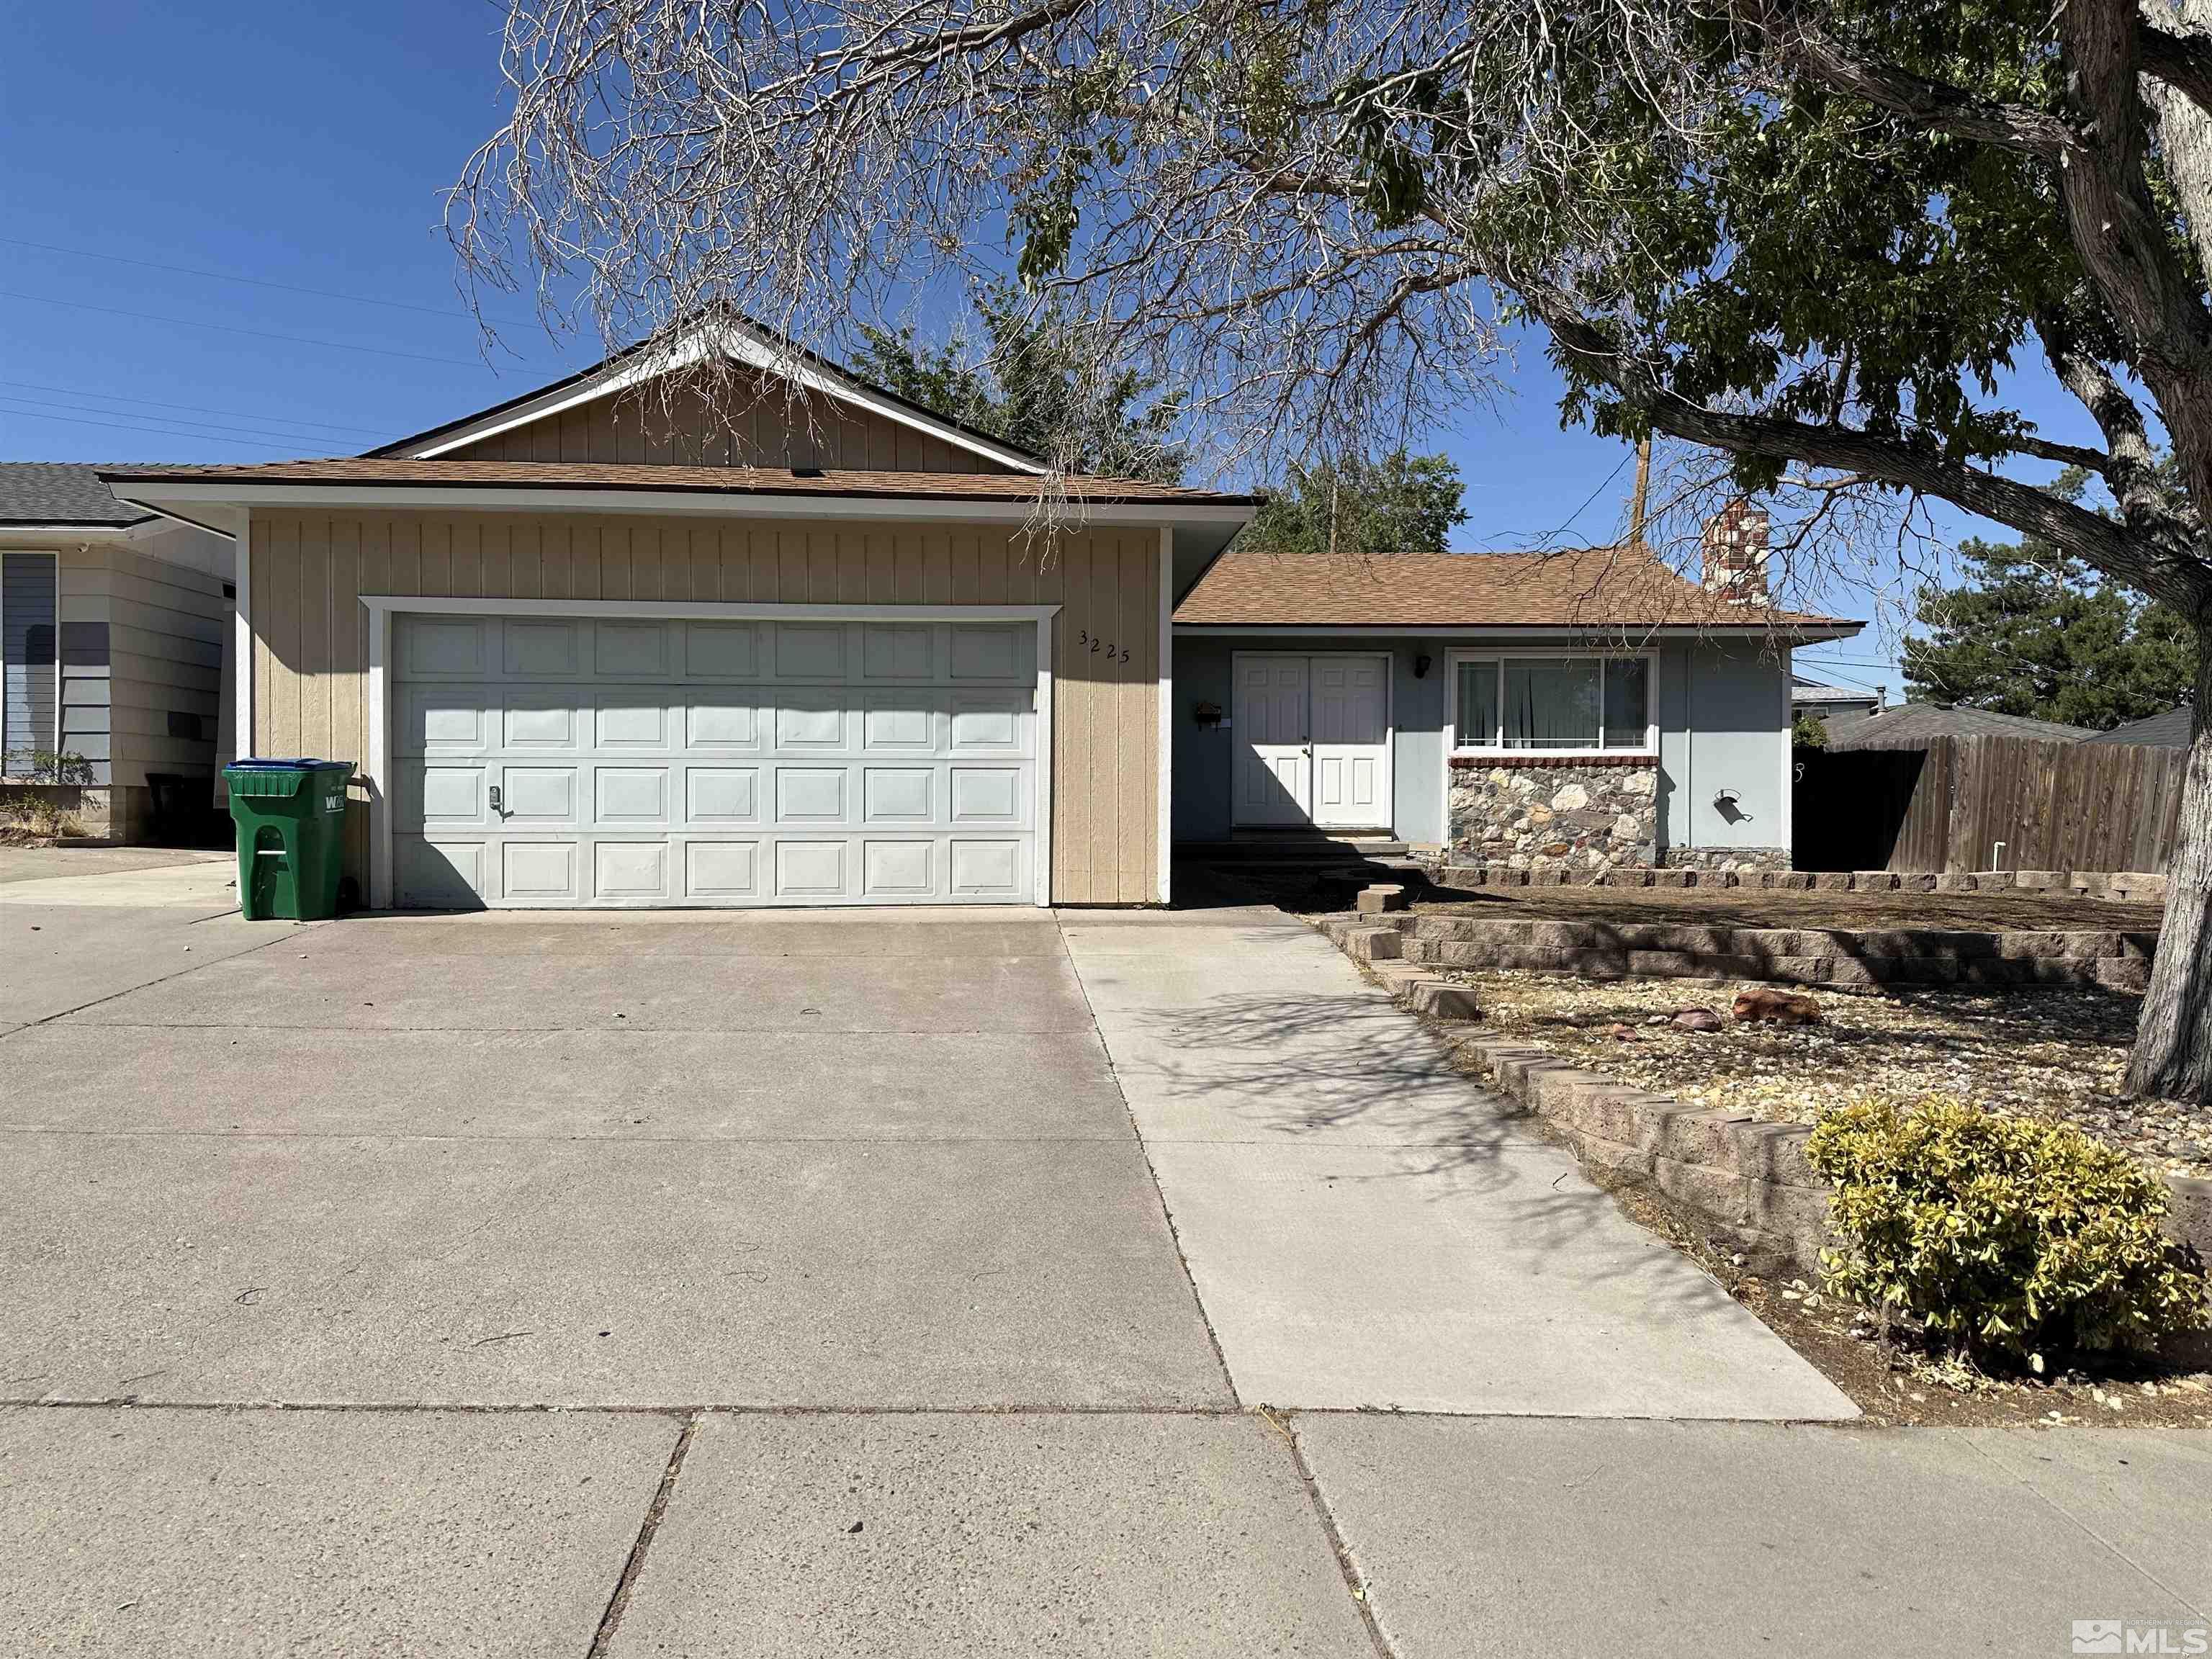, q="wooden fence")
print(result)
[1794,734,2187,873]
